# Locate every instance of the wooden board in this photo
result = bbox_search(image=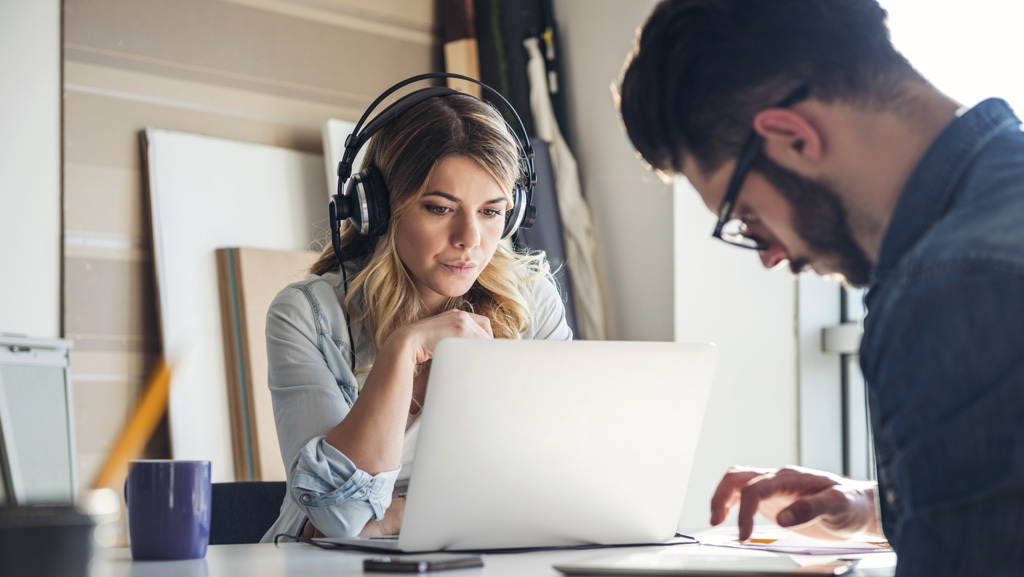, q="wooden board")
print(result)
[441,0,482,97]
[145,127,325,481]
[217,247,319,481]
